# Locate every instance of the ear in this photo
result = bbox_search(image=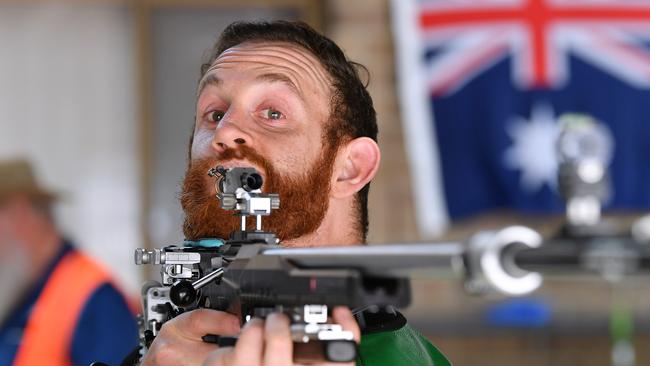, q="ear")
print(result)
[331,137,381,199]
